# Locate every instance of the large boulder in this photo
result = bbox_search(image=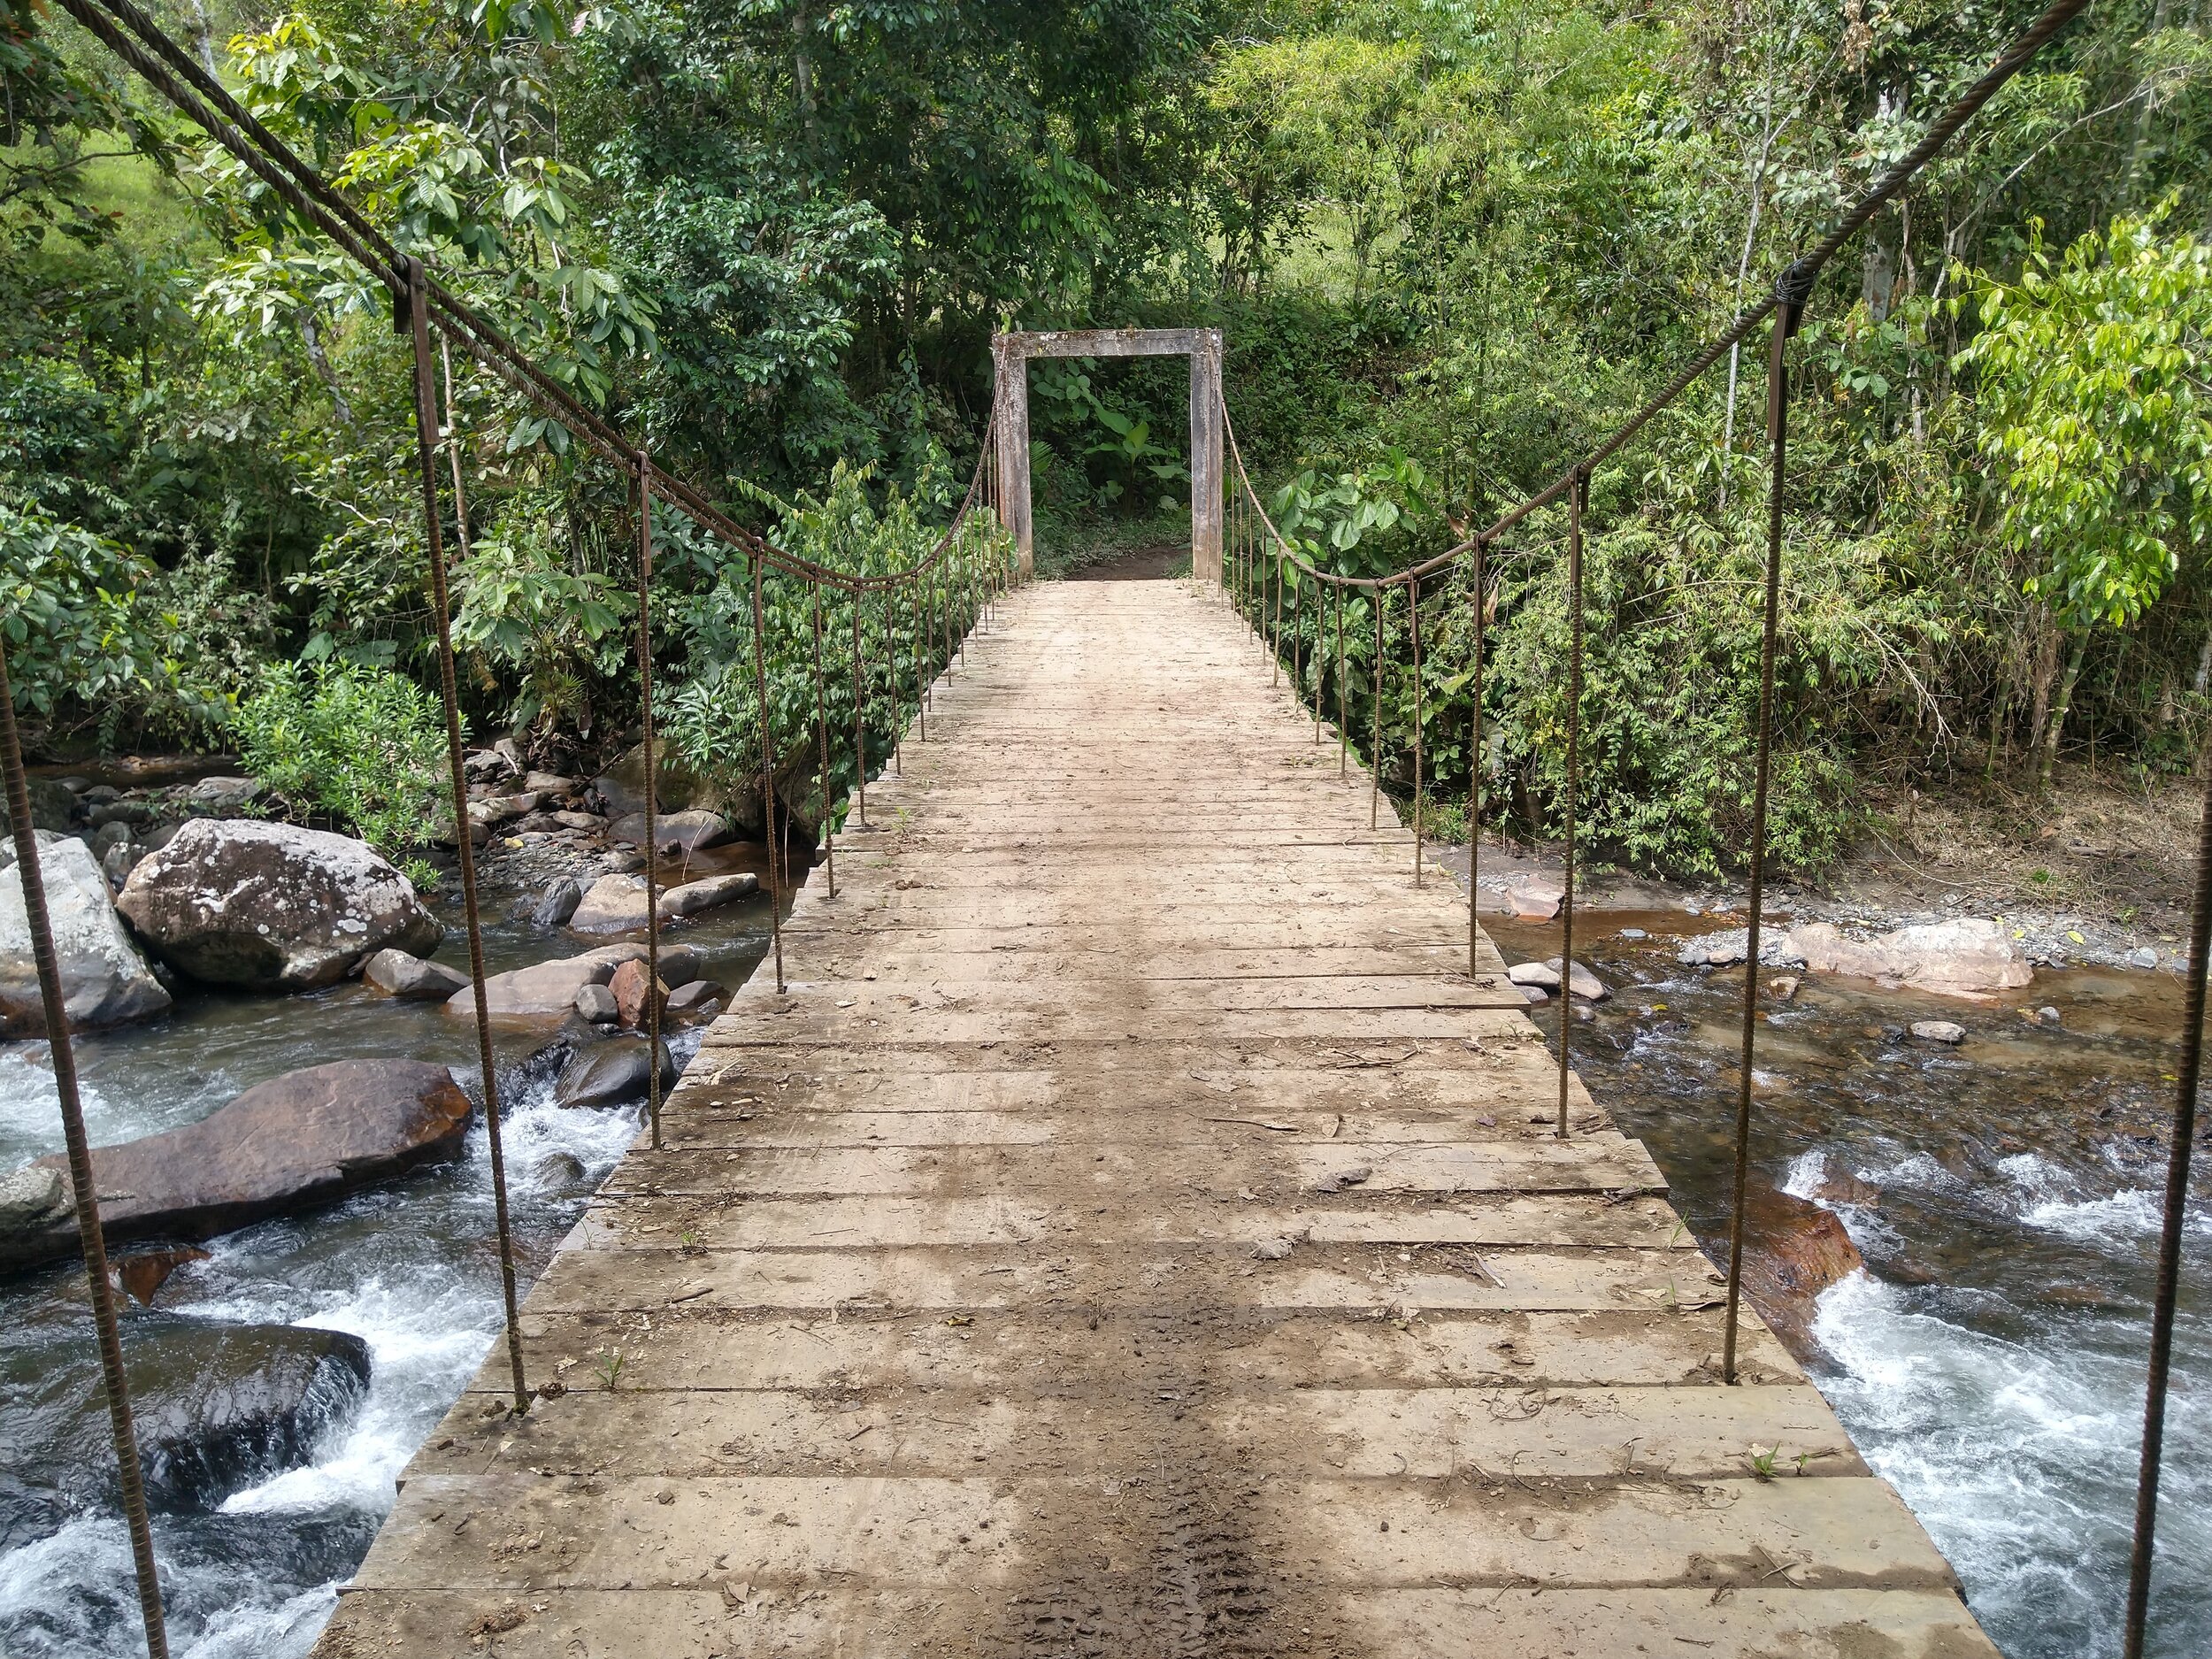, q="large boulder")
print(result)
[1786,918,2032,999]
[116,818,441,990]
[606,808,731,855]
[449,943,646,1025]
[555,1036,676,1108]
[0,1059,472,1273]
[0,833,172,1035]
[567,871,759,935]
[591,742,732,821]
[1,1313,370,1518]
